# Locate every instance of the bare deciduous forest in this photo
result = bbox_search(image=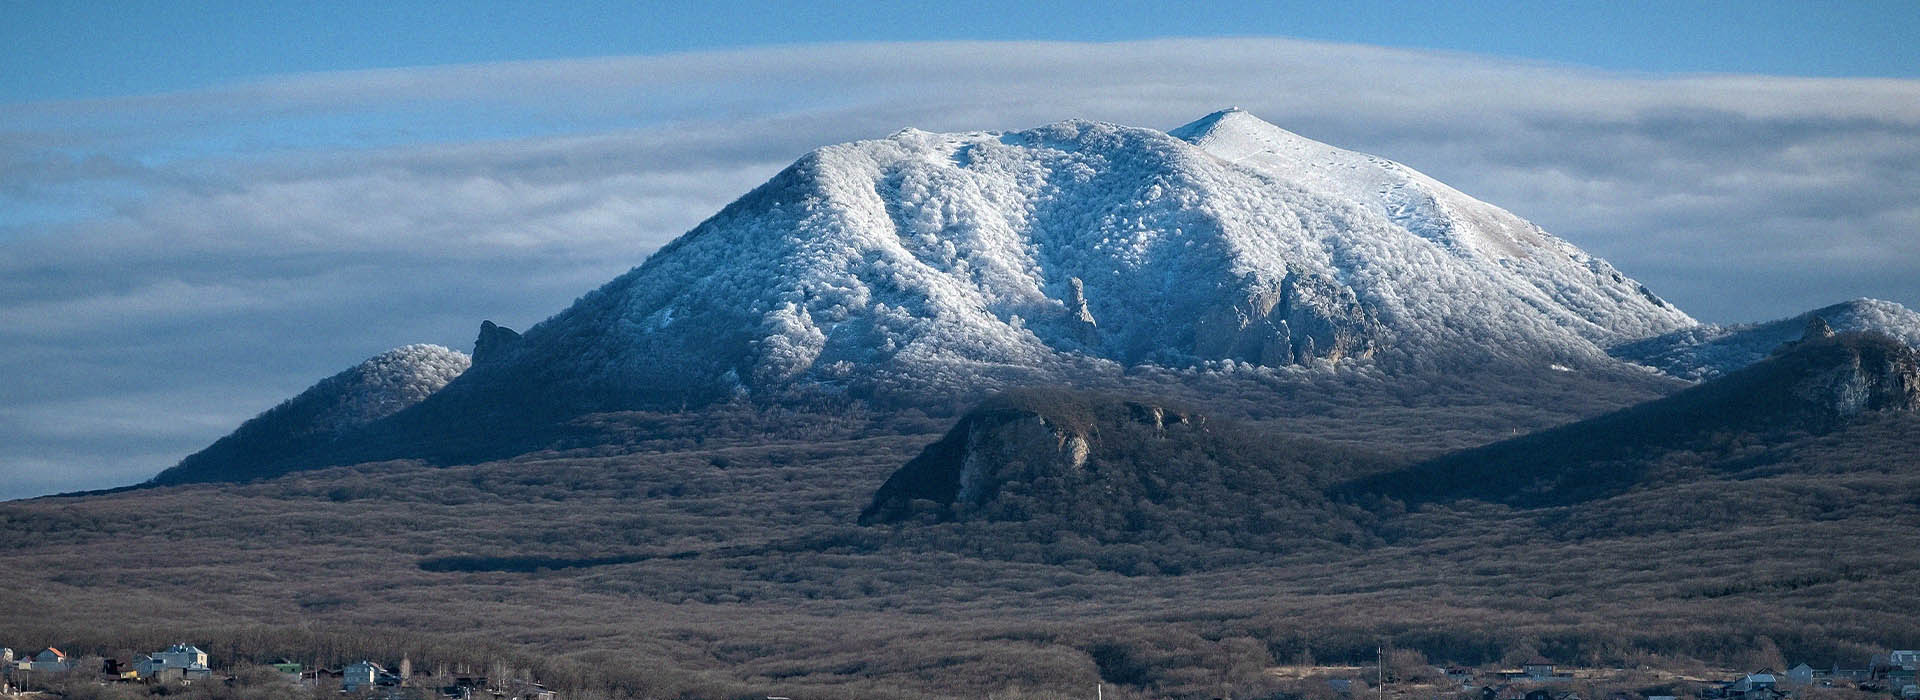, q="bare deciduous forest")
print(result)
[6,372,1919,699]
